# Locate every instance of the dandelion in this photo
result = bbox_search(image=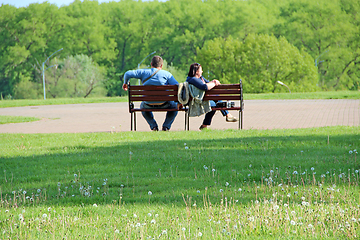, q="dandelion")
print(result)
[182,227,186,231]
[197,190,200,193]
[37,189,41,193]
[308,224,314,229]
[249,164,252,168]
[248,174,251,177]
[293,171,298,175]
[212,168,216,172]
[184,143,187,146]
[349,150,353,154]
[238,188,242,192]
[42,214,47,218]
[151,219,156,224]
[290,220,296,225]
[134,214,137,218]
[203,165,208,170]
[23,190,26,194]
[225,182,230,187]
[115,229,120,233]
[287,193,291,198]
[93,204,98,207]
[57,182,61,187]
[148,191,152,195]
[311,167,315,171]
[48,207,51,212]
[220,189,223,192]
[198,232,203,237]
[19,214,24,221]
[129,151,133,155]
[185,146,189,150]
